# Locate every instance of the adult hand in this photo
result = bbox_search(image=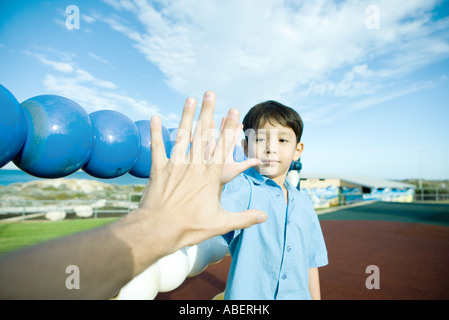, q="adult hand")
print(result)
[0,90,266,299]
[204,117,261,185]
[133,91,267,262]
